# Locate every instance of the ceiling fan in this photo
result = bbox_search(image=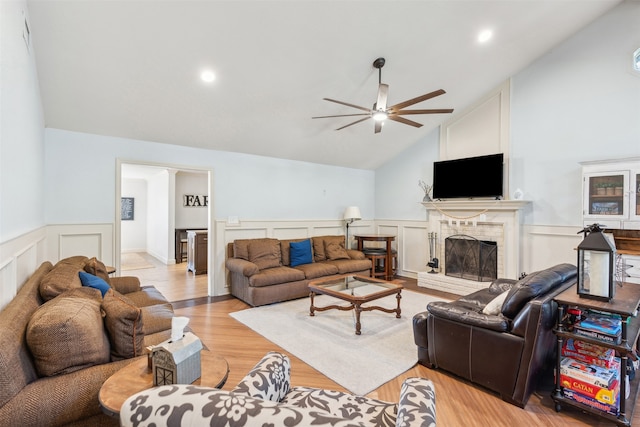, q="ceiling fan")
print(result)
[312,58,454,134]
